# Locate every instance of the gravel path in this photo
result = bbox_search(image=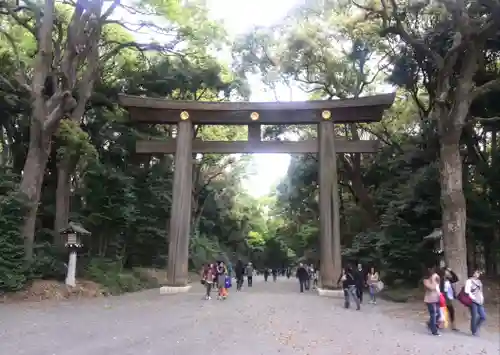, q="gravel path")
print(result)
[0,276,498,355]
